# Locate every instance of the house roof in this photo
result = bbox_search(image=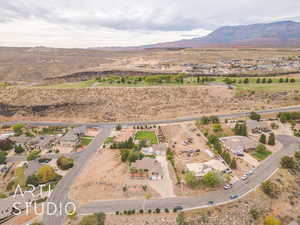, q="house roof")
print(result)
[186,159,227,177]
[61,126,86,142]
[29,135,56,148]
[131,158,162,174]
[246,120,269,130]
[9,134,31,144]
[220,136,258,153]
